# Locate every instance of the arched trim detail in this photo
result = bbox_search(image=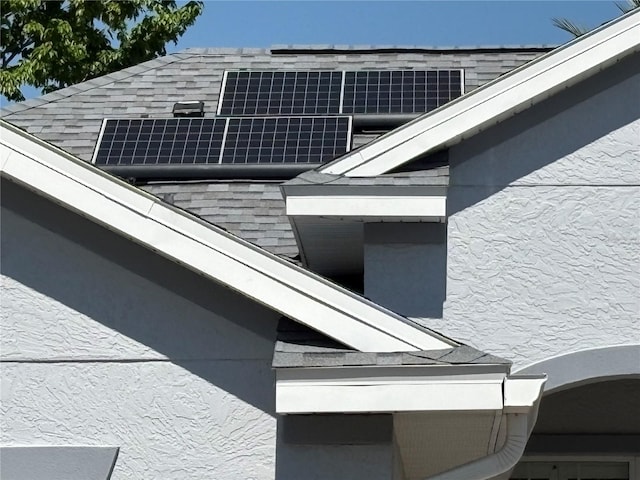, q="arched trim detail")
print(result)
[515,344,640,394]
